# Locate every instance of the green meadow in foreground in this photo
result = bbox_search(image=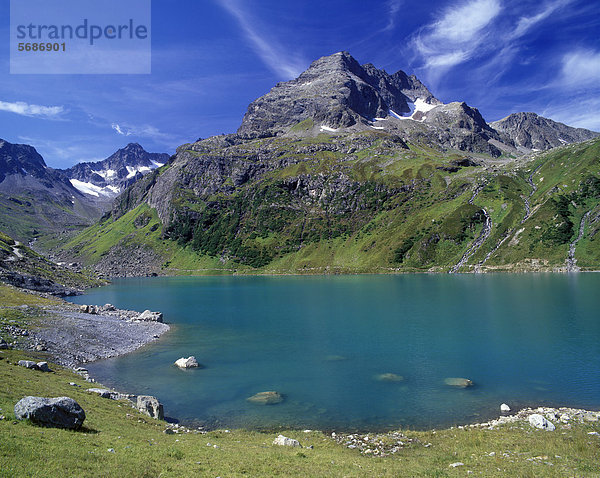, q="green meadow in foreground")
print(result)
[0,353,598,477]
